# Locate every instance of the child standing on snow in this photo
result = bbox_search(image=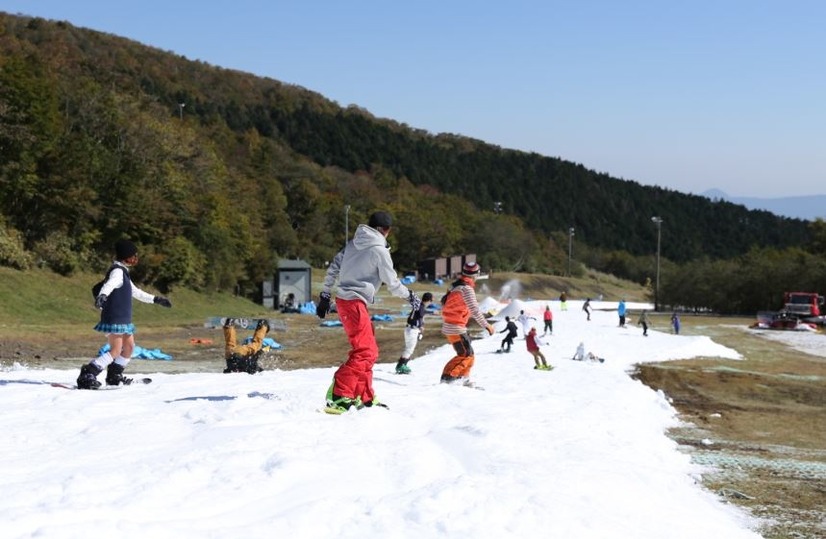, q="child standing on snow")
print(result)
[638,310,650,337]
[671,313,681,335]
[526,327,551,370]
[582,298,592,321]
[77,239,172,389]
[396,292,434,374]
